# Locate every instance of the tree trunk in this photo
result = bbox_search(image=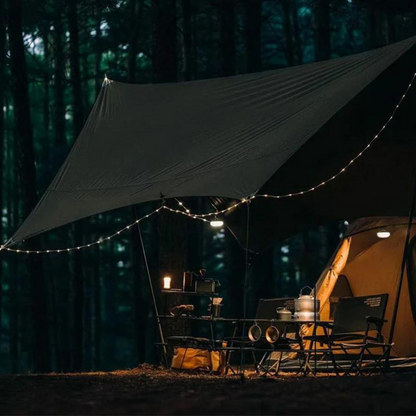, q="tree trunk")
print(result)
[131,217,147,364]
[152,0,177,83]
[48,272,60,371]
[10,237,19,373]
[7,121,19,373]
[93,245,101,370]
[181,0,192,80]
[245,0,262,73]
[366,5,377,50]
[128,0,144,83]
[250,248,274,315]
[104,240,117,368]
[325,223,341,261]
[42,24,50,166]
[385,11,396,45]
[83,267,93,371]
[281,0,294,66]
[128,0,147,365]
[314,0,331,61]
[8,0,50,373]
[157,210,189,345]
[291,0,303,64]
[152,0,191,360]
[0,0,5,353]
[224,233,245,318]
[53,3,66,148]
[71,235,84,371]
[68,0,85,372]
[94,11,103,96]
[219,0,235,77]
